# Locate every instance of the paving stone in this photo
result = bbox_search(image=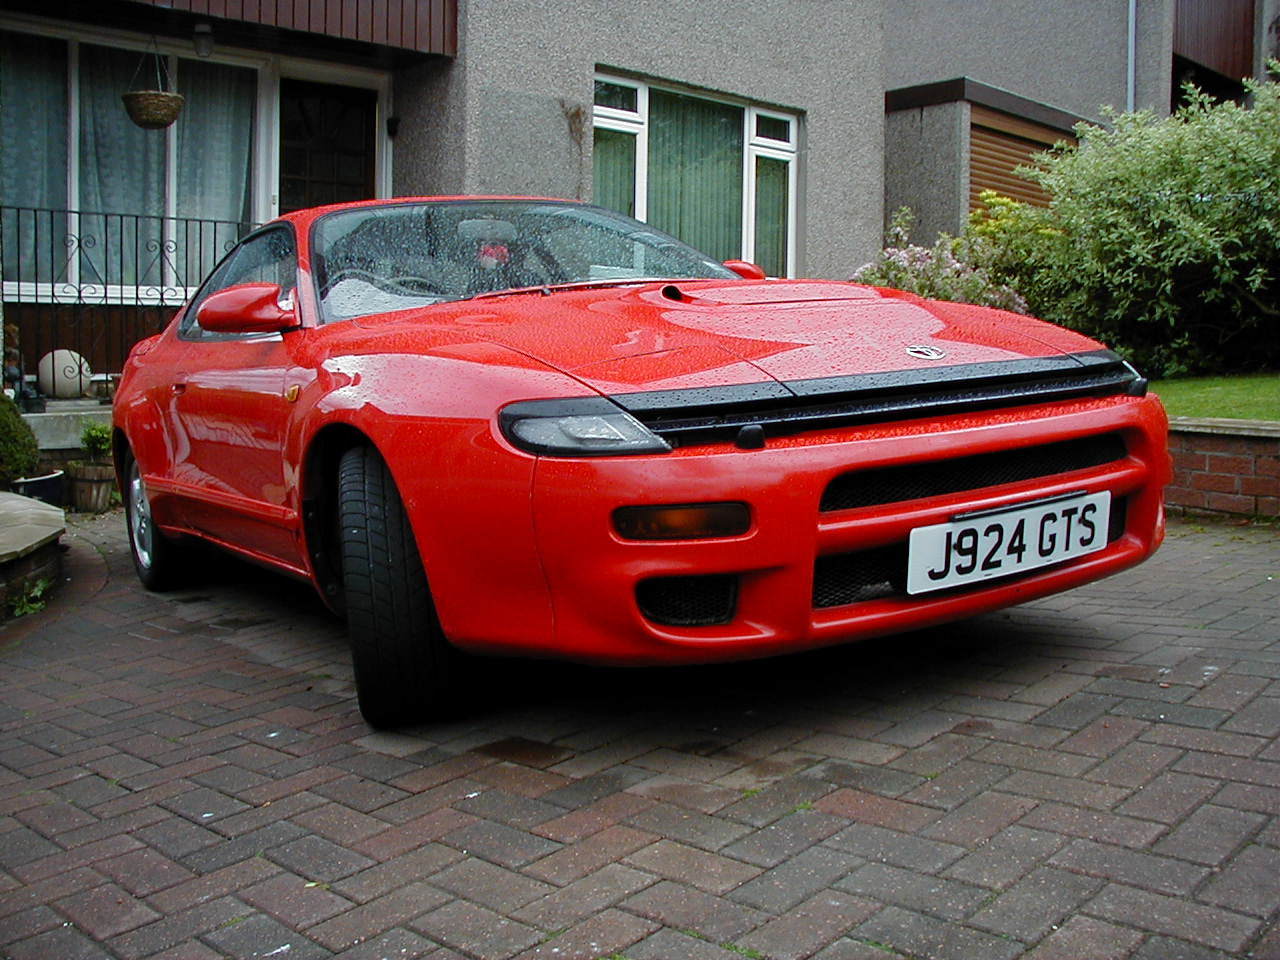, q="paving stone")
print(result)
[411,899,542,960]
[267,834,376,883]
[443,817,562,868]
[429,857,556,912]
[238,870,354,927]
[202,913,330,960]
[511,907,659,959]
[943,825,1068,889]
[532,792,654,843]
[968,865,1102,941]
[736,890,879,960]
[1153,803,1266,865]
[332,843,462,903]
[1018,801,1167,848]
[54,881,162,939]
[826,822,965,873]
[725,840,861,913]
[851,904,1025,960]
[523,824,654,885]
[627,928,747,959]
[95,848,196,897]
[920,790,1037,846]
[1195,843,1280,917]
[1117,772,1221,822]
[1020,915,1145,960]
[513,862,656,928]
[306,880,451,951]
[624,801,752,852]
[329,927,438,960]
[5,924,114,960]
[624,838,761,894]
[837,861,989,920]
[621,879,766,942]
[719,810,847,867]
[814,788,943,830]
[1085,883,1260,952]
